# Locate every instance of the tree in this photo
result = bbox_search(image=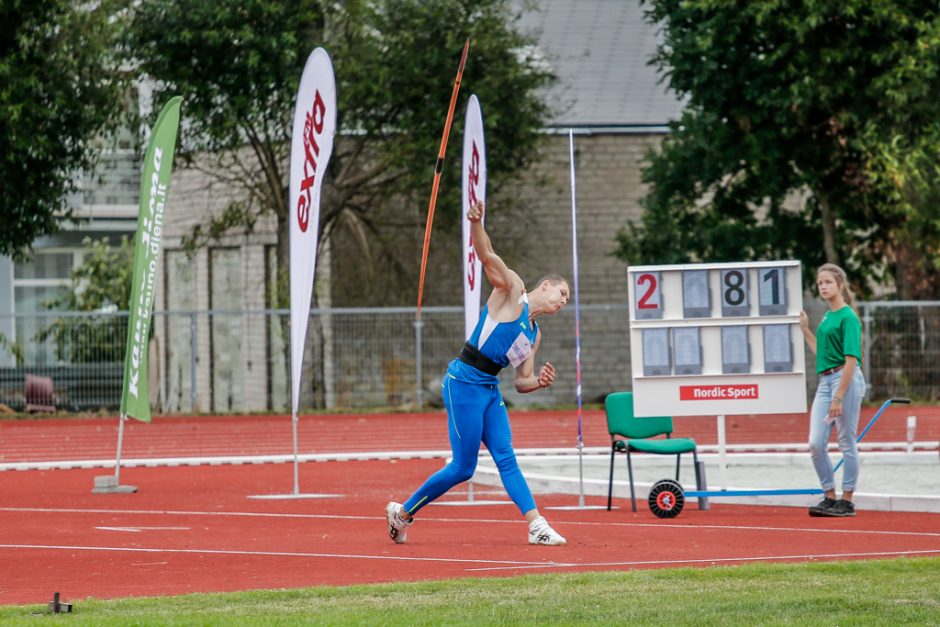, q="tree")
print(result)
[0,0,128,259]
[37,237,134,363]
[124,0,554,306]
[616,1,940,297]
